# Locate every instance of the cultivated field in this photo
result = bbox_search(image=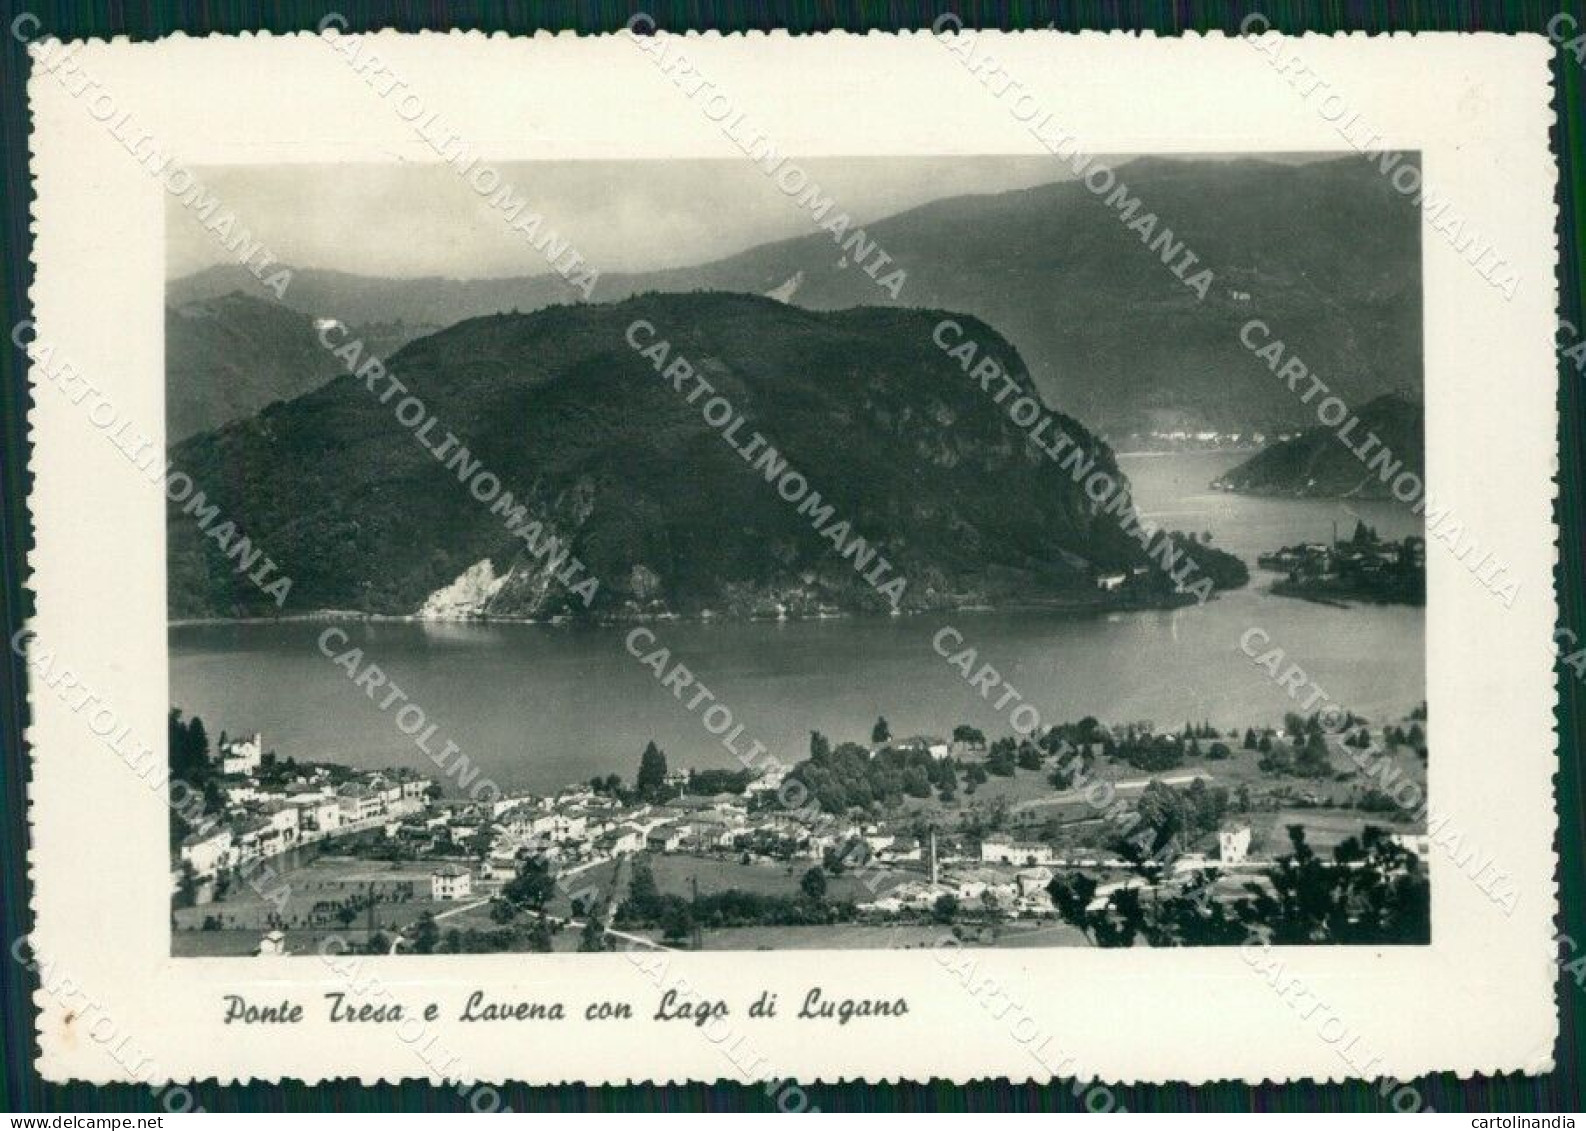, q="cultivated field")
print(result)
[172,854,474,957]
